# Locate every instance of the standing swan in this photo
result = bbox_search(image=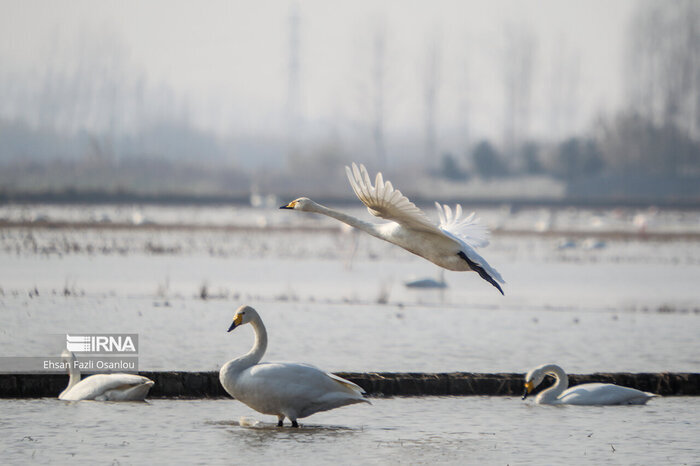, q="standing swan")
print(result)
[281,163,505,294]
[522,363,657,405]
[219,305,369,427]
[58,350,154,401]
